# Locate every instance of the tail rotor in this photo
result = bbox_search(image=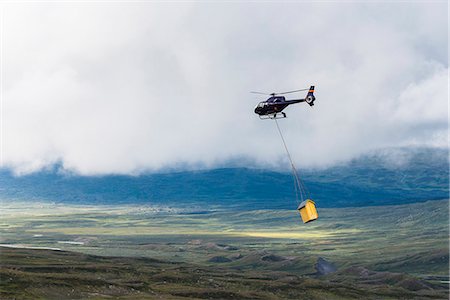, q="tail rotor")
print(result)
[305,86,315,106]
